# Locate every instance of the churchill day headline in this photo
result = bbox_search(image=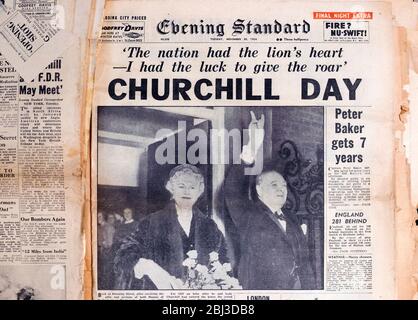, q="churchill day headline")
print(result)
[106,45,362,102]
